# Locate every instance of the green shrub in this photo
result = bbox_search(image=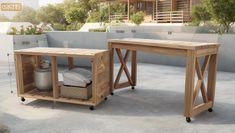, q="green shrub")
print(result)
[205,0,235,33]
[87,11,101,22]
[53,23,66,31]
[191,0,235,33]
[131,11,145,25]
[192,3,211,25]
[24,25,43,35]
[89,28,106,32]
[7,25,43,35]
[66,23,84,31]
[7,27,18,35]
